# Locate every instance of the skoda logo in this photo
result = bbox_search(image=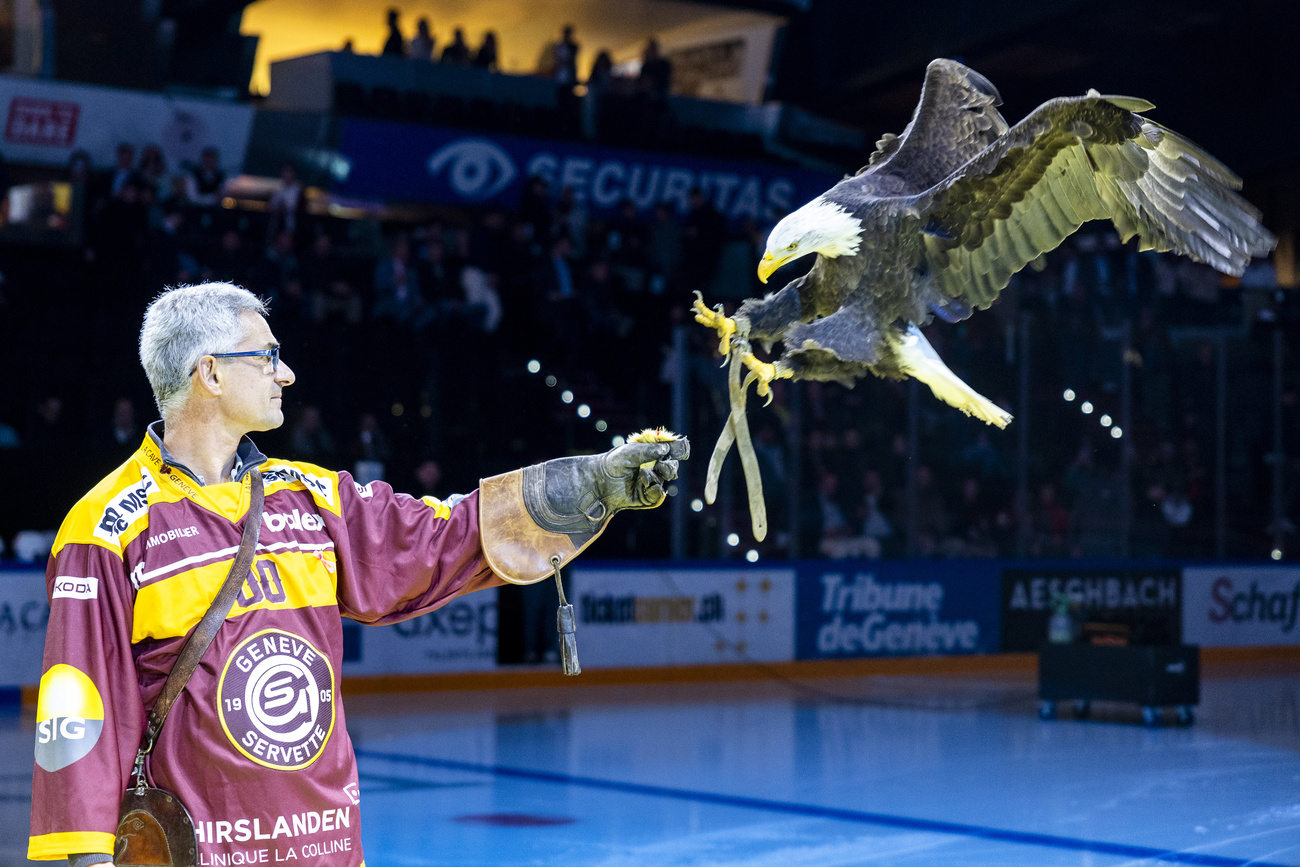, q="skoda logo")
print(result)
[427,138,516,200]
[218,629,335,771]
